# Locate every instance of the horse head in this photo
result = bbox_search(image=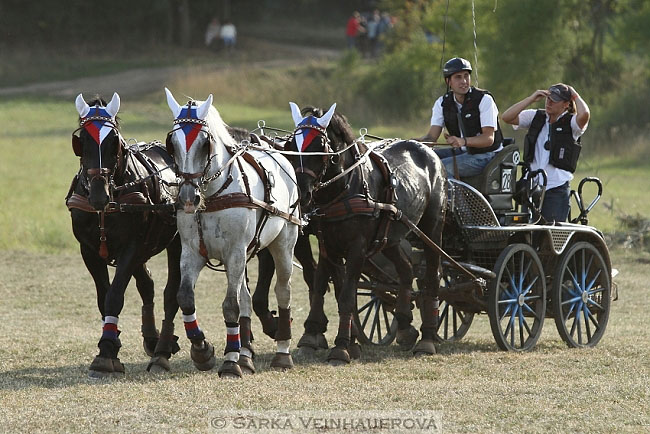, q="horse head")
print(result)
[286,102,348,207]
[165,88,236,214]
[73,92,122,211]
